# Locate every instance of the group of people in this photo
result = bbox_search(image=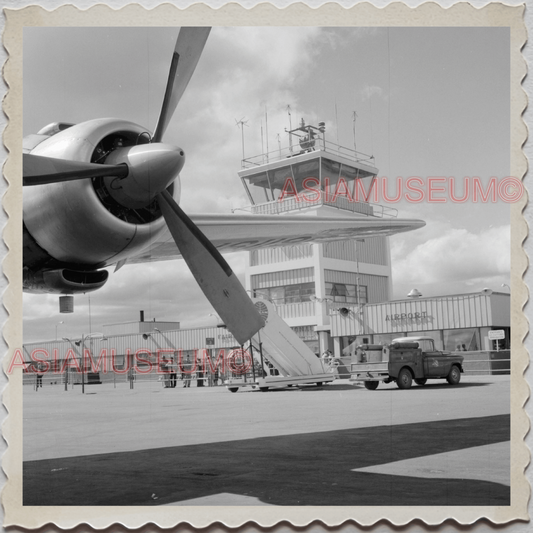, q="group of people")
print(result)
[161,357,220,388]
[161,358,190,388]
